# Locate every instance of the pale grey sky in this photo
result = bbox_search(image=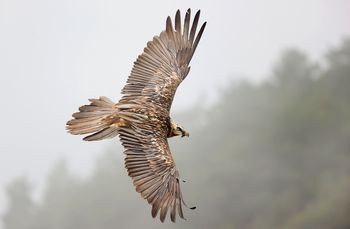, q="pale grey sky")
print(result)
[0,0,349,226]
